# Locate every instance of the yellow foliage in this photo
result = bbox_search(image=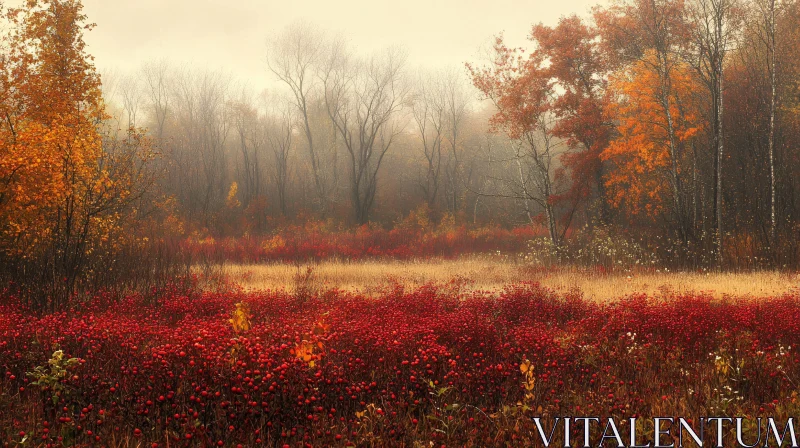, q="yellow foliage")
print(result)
[293,341,317,368]
[520,357,536,402]
[397,203,431,232]
[520,358,532,374]
[0,1,107,256]
[226,182,241,209]
[0,0,161,304]
[438,212,456,233]
[229,302,251,333]
[262,235,287,252]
